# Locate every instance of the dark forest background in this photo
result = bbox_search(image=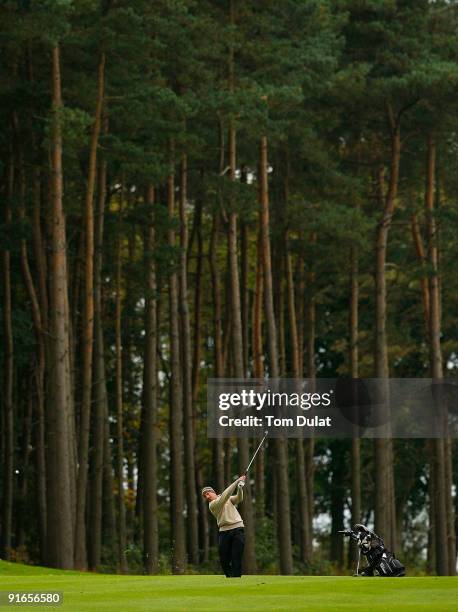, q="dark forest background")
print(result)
[1,0,458,576]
